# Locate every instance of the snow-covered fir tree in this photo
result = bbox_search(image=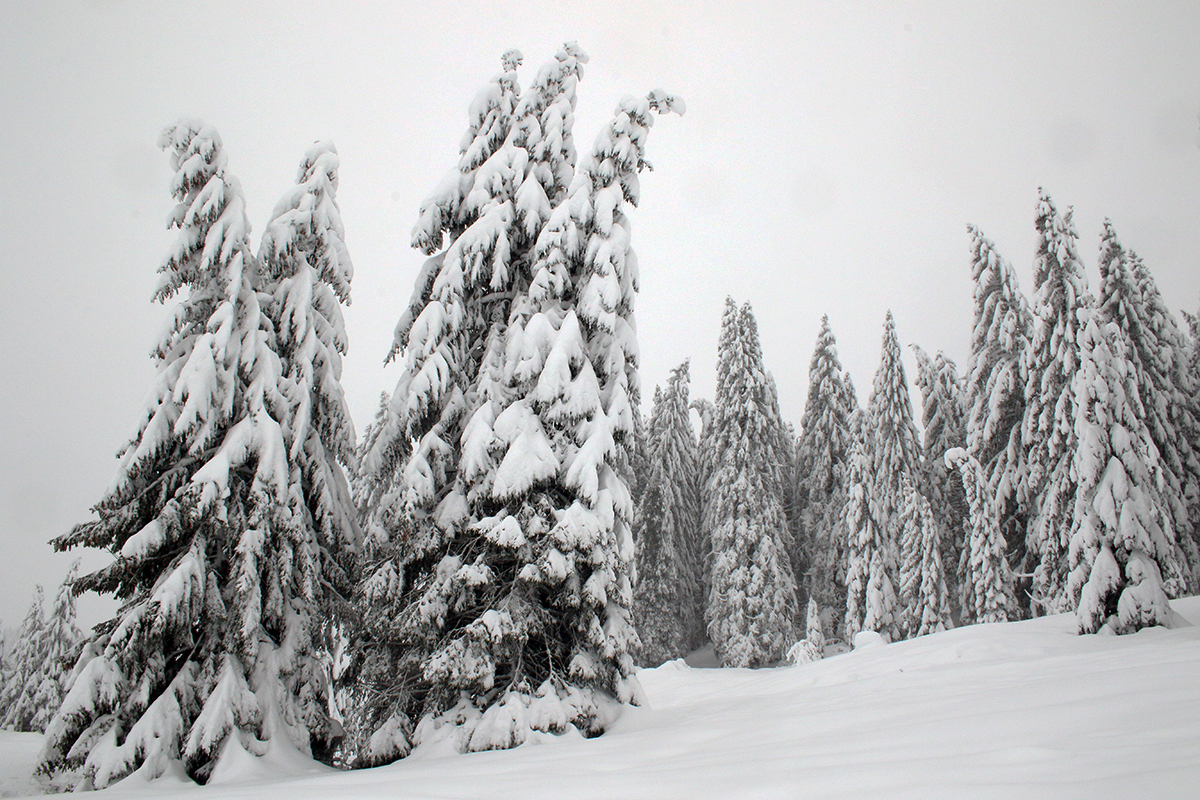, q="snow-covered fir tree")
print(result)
[910,344,966,612]
[40,120,355,788]
[845,311,918,643]
[353,46,682,760]
[25,564,85,734]
[787,598,824,665]
[1097,226,1200,592]
[0,586,47,732]
[633,361,704,665]
[1066,305,1180,634]
[705,299,798,667]
[945,449,1015,624]
[1022,190,1091,615]
[842,408,899,643]
[897,475,952,638]
[795,316,856,621]
[963,224,1031,611]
